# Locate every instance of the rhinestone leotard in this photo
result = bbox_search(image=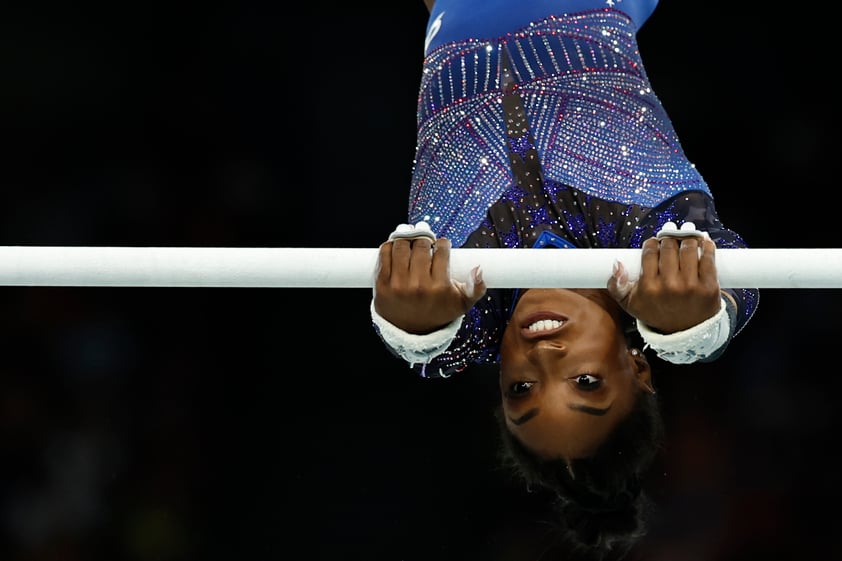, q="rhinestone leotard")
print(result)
[388,0,758,377]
